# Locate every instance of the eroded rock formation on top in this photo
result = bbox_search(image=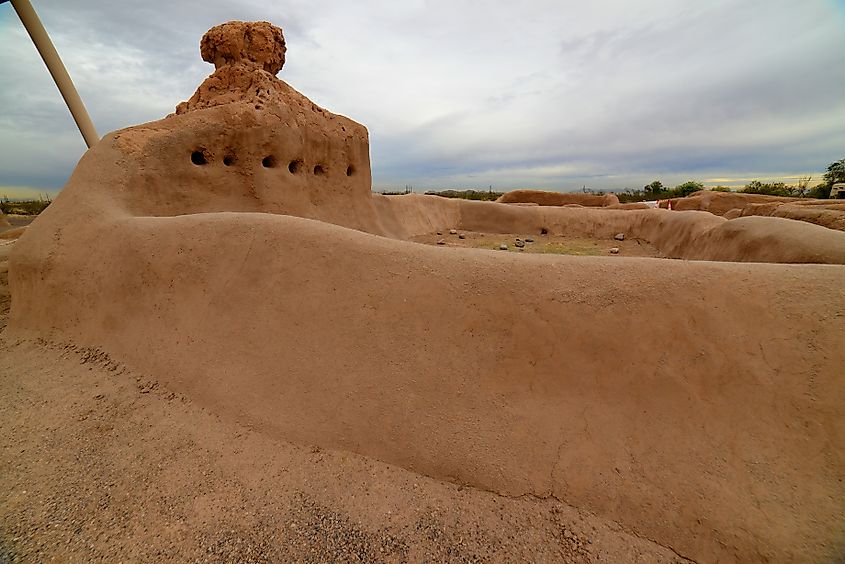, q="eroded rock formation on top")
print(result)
[202,21,286,73]
[176,21,287,114]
